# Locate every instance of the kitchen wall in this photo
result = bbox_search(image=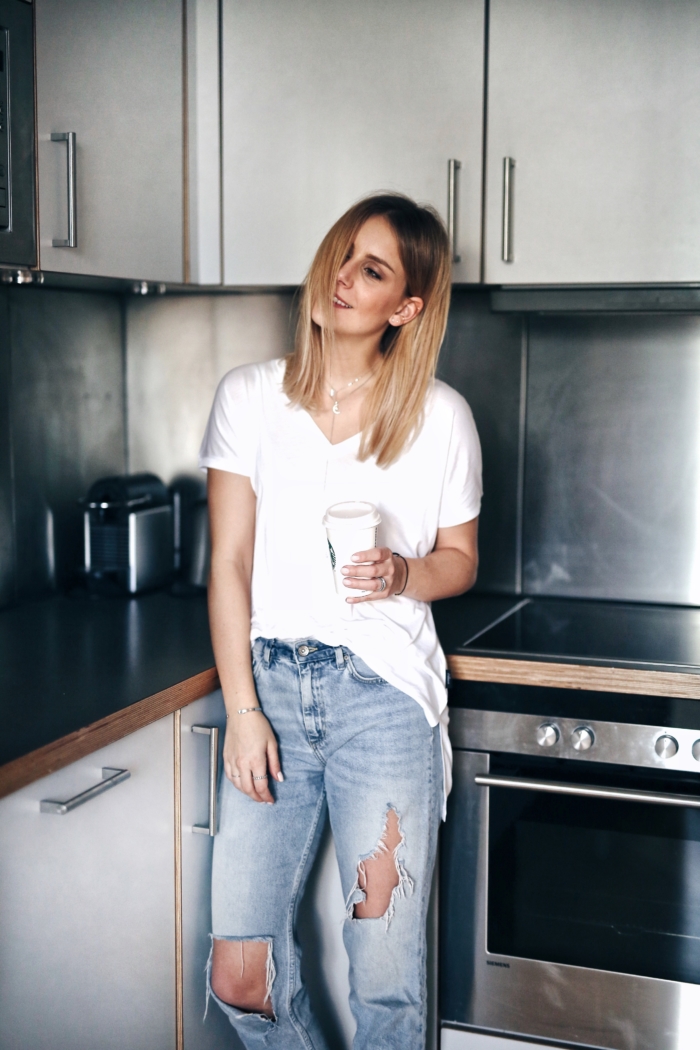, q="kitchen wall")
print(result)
[0,287,125,605]
[0,288,295,608]
[3,284,700,610]
[126,291,295,484]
